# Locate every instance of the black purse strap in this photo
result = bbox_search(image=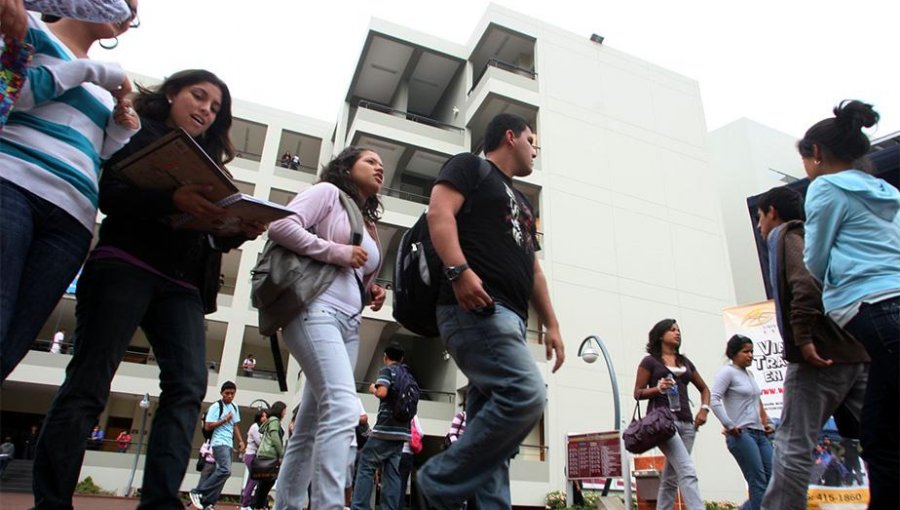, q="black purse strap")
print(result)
[632,400,642,420]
